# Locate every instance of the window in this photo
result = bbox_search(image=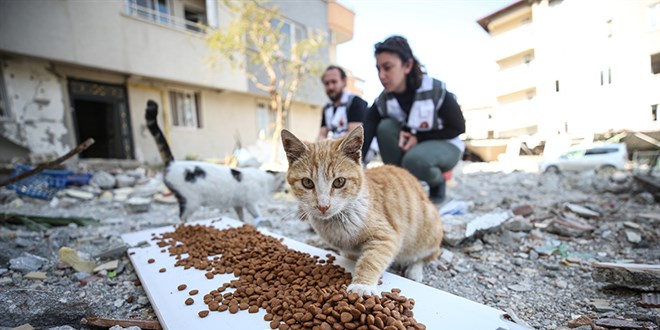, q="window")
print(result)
[271,18,306,59]
[169,90,201,128]
[600,67,613,85]
[0,66,9,119]
[585,148,618,156]
[649,2,660,29]
[128,0,171,24]
[256,102,276,138]
[184,6,207,32]
[651,53,660,74]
